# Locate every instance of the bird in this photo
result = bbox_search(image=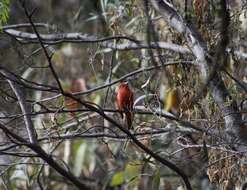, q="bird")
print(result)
[116,82,134,129]
[164,88,180,115]
[64,78,87,116]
